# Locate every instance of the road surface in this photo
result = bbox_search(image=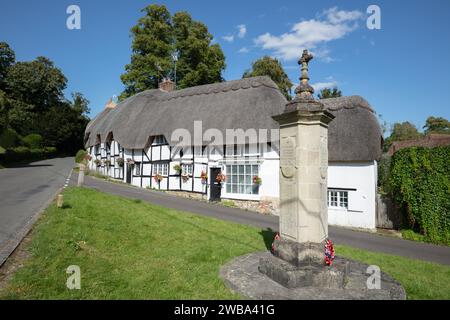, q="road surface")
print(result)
[0,157,74,265]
